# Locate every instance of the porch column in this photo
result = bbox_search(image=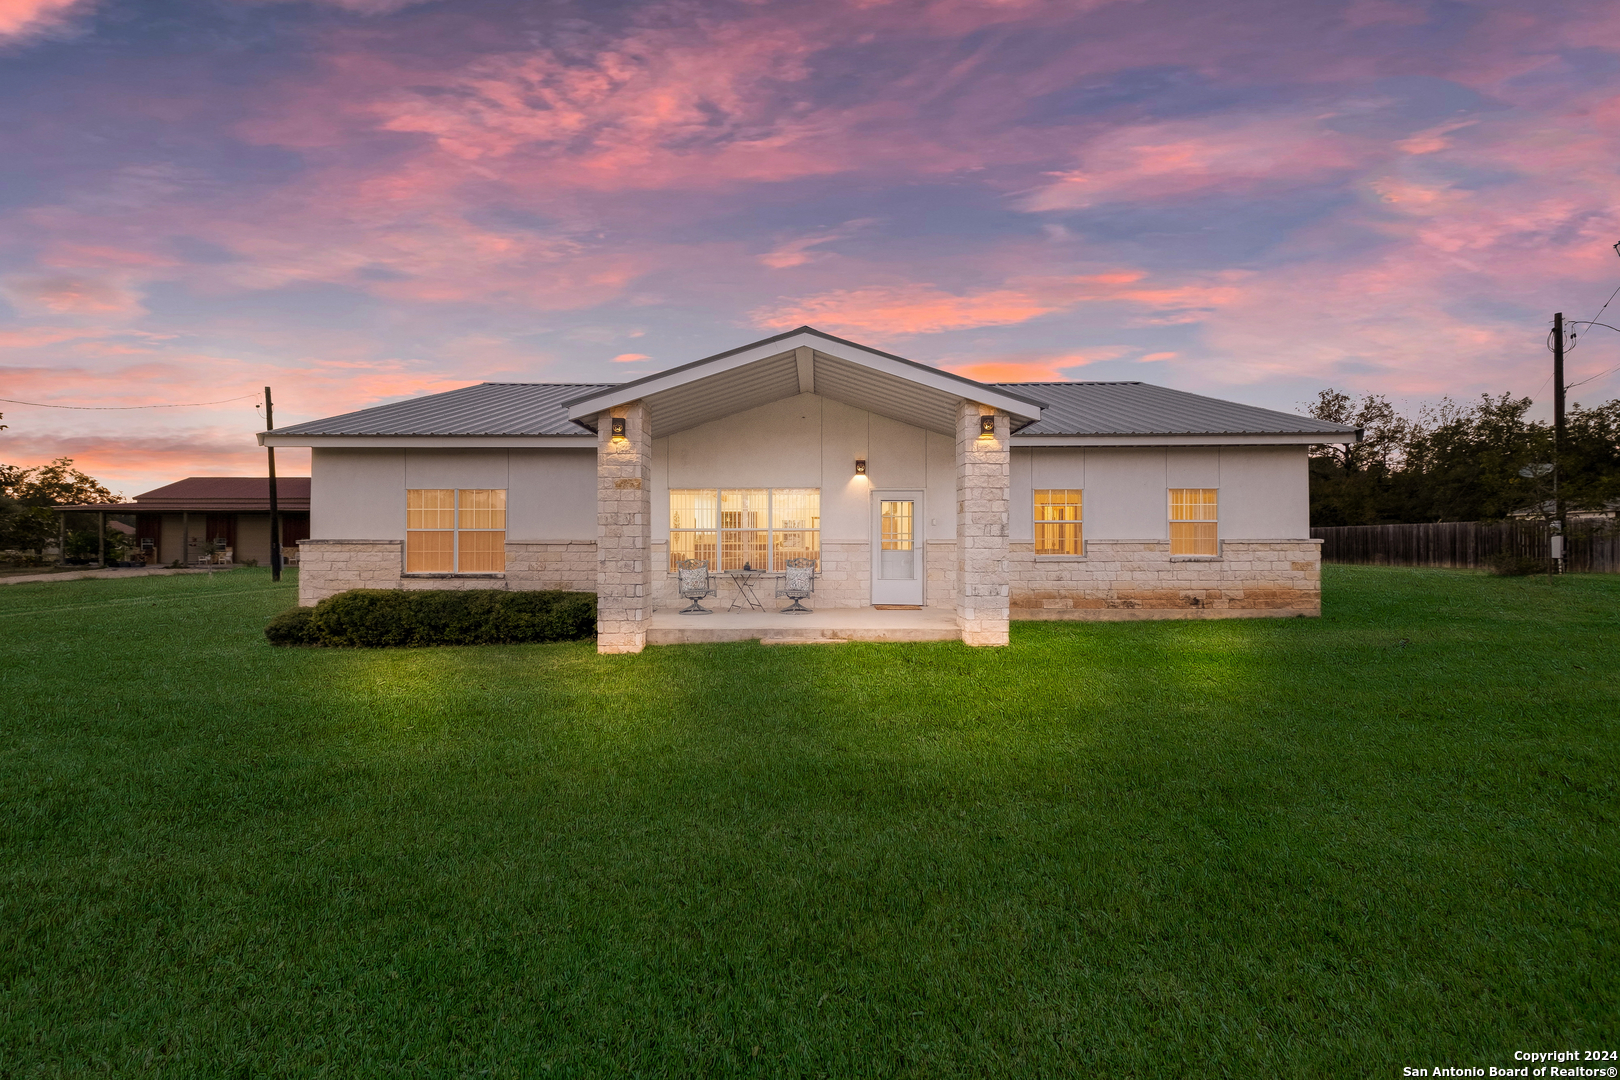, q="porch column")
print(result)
[596,400,652,654]
[955,401,1010,646]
